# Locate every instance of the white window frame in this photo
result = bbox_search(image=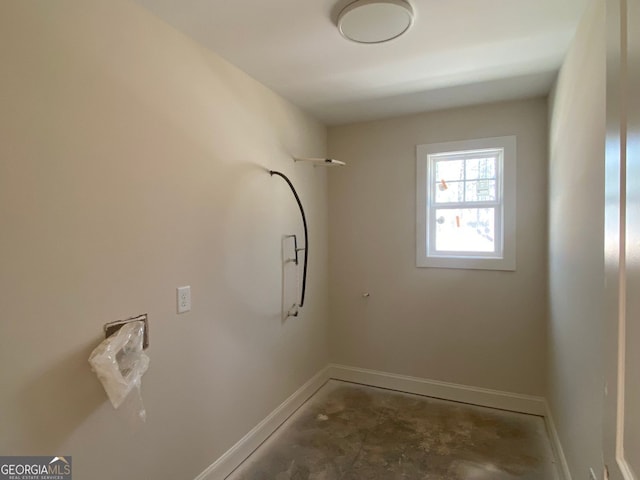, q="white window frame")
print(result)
[416,136,516,271]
